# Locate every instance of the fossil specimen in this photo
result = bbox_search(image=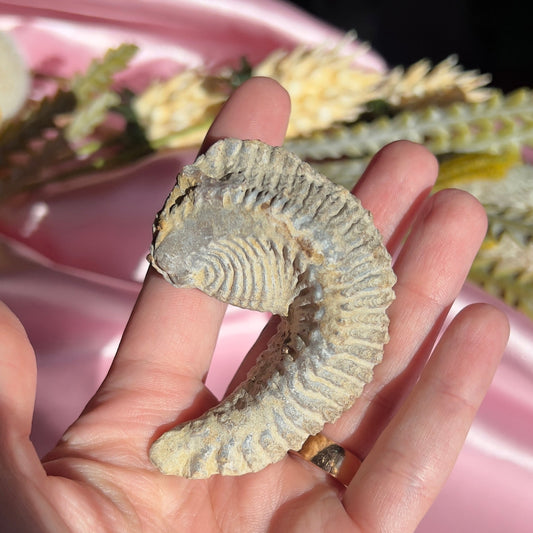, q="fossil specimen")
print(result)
[148,138,396,478]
